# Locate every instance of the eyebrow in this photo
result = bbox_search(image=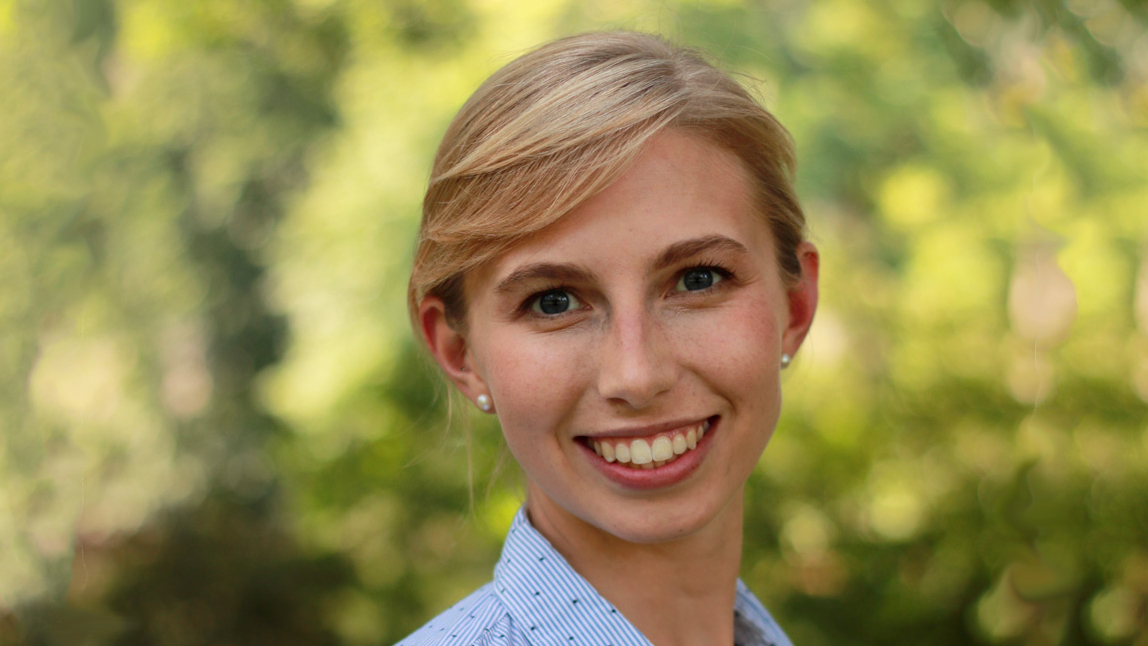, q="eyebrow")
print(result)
[493,235,750,294]
[494,263,598,294]
[651,235,750,273]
